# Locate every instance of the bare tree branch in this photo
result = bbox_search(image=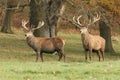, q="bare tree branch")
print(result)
[5,0,29,10]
